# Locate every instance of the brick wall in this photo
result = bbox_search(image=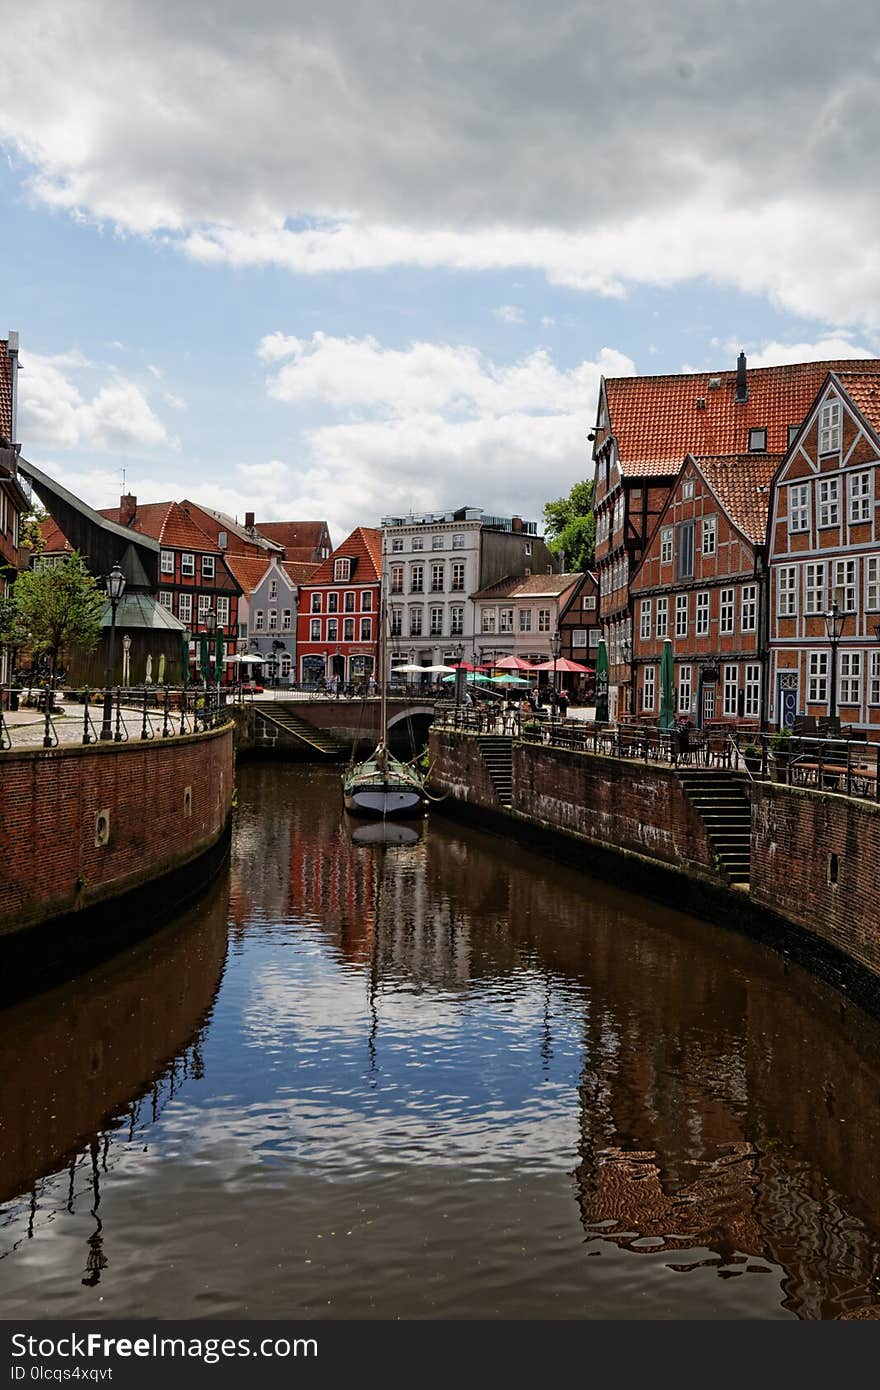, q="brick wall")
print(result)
[751,782,880,977]
[0,724,233,937]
